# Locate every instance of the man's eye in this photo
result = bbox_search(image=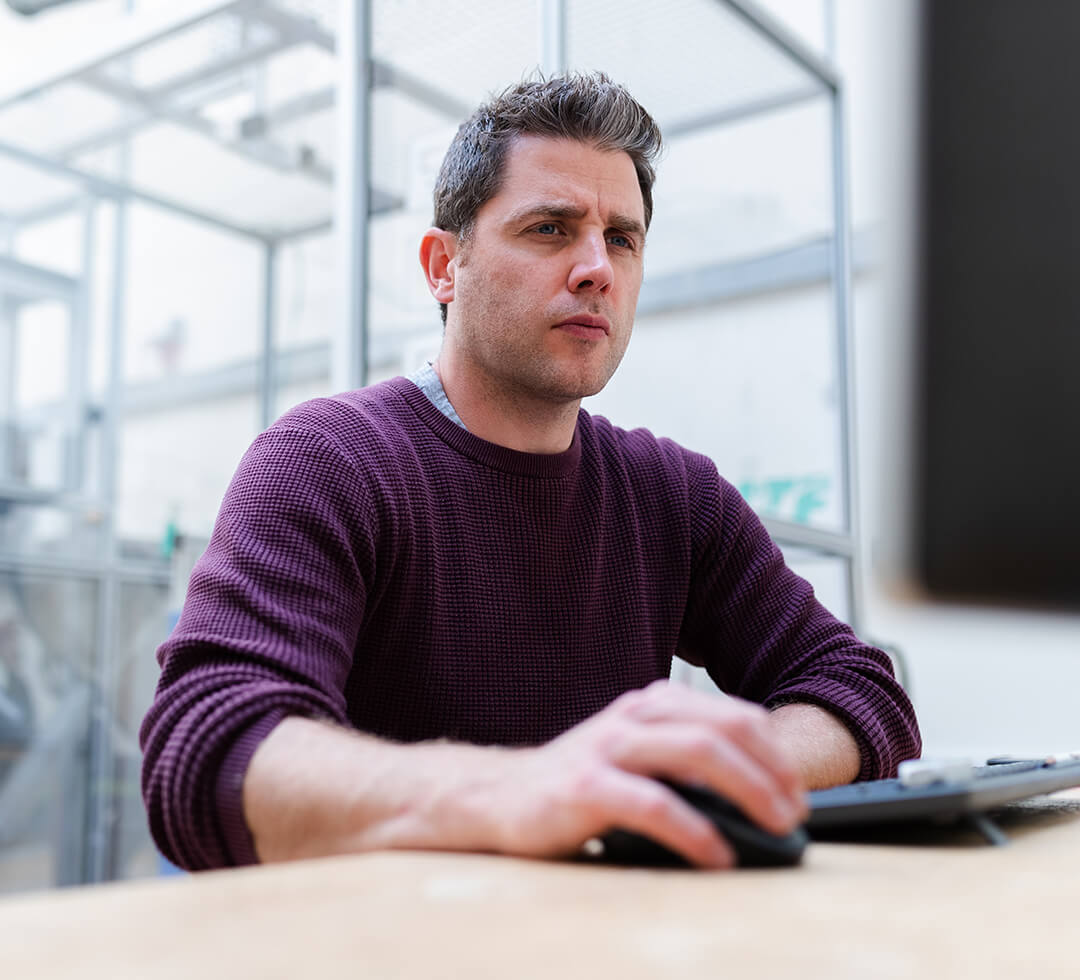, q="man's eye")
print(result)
[608,234,633,249]
[534,223,559,235]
